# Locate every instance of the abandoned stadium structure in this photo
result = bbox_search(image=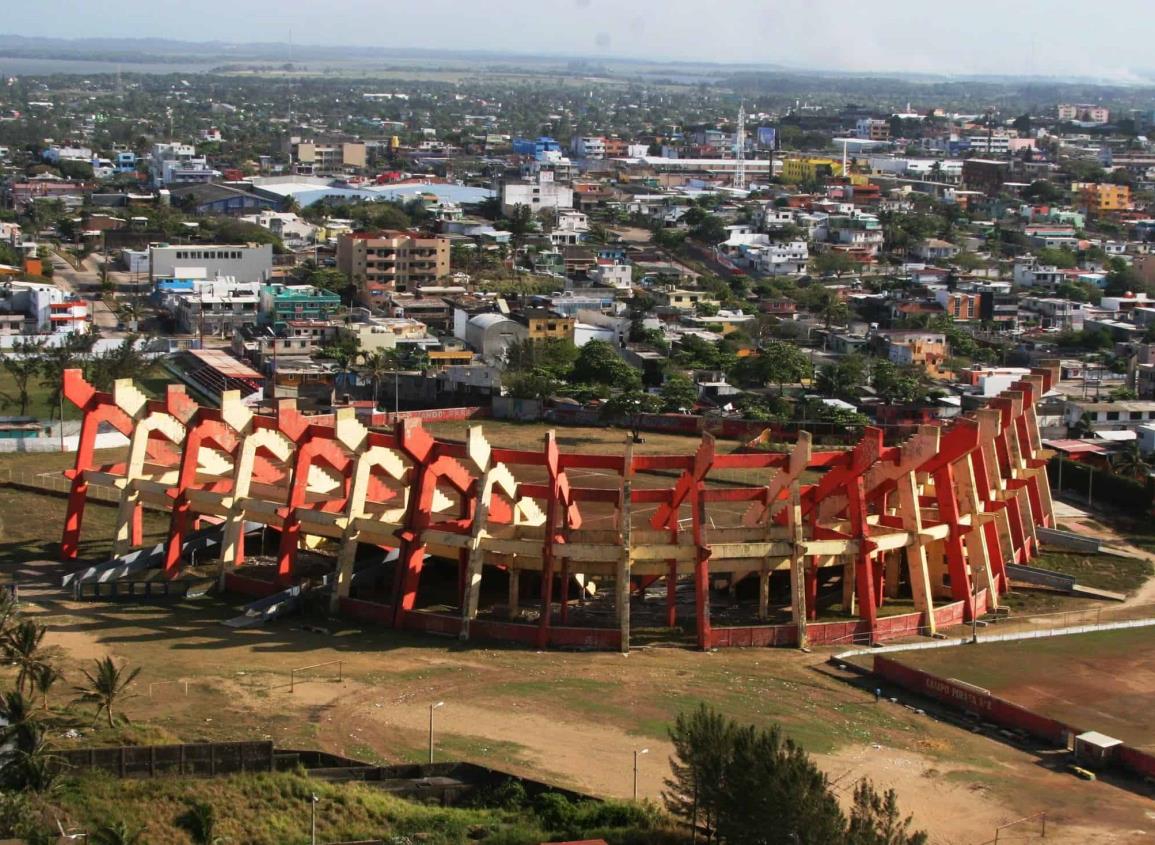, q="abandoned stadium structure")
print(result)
[59,366,1056,652]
